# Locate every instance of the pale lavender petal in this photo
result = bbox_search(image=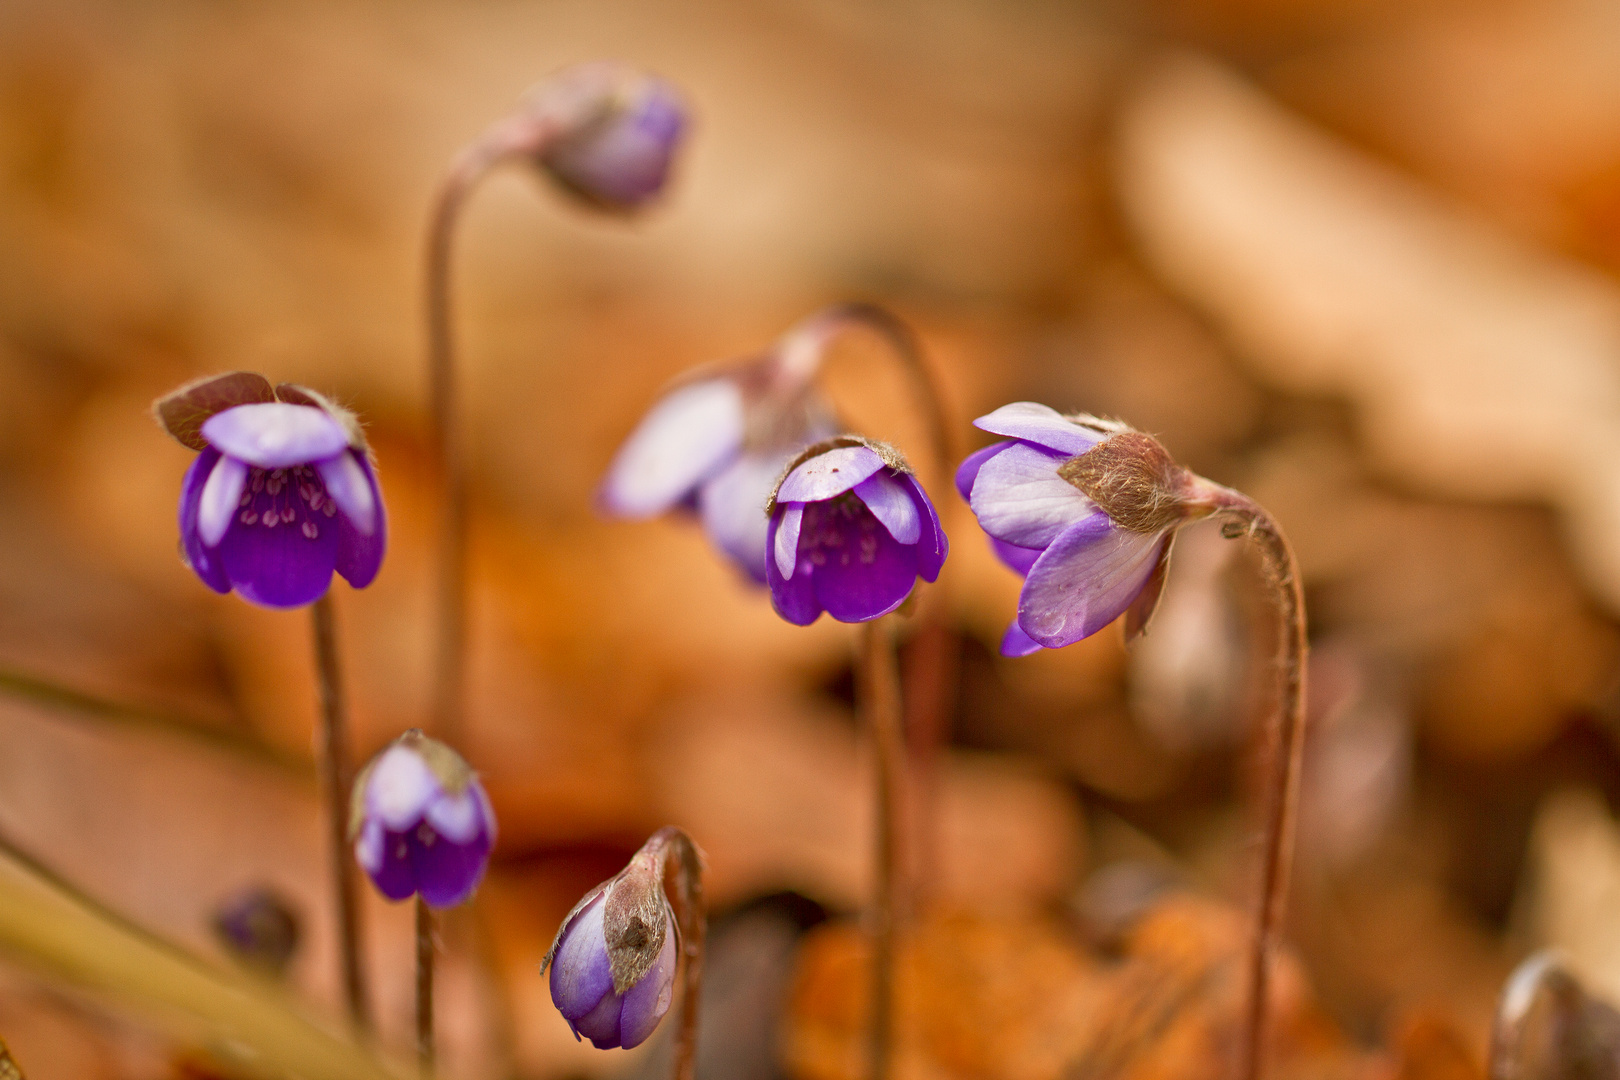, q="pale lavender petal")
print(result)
[697,451,783,582]
[970,441,1094,549]
[811,505,919,623]
[412,827,491,908]
[217,499,338,608]
[573,992,624,1049]
[1018,516,1167,648]
[599,380,744,518]
[197,454,248,548]
[853,470,919,545]
[774,503,804,580]
[551,893,614,1022]
[179,448,230,593]
[314,451,376,536]
[365,745,440,831]
[201,403,348,469]
[973,402,1108,456]
[775,445,884,503]
[543,75,686,211]
[989,536,1042,576]
[1001,621,1045,657]
[425,789,481,843]
[899,473,947,582]
[956,441,1013,501]
[334,455,386,589]
[766,512,822,625]
[619,920,677,1048]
